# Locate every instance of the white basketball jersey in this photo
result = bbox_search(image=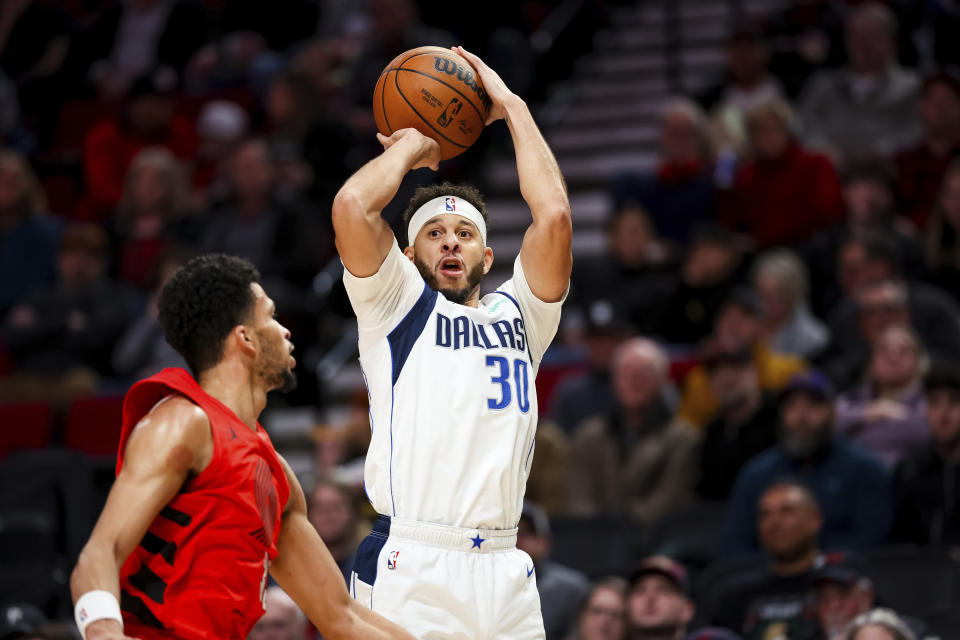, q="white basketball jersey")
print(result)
[343,239,565,529]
